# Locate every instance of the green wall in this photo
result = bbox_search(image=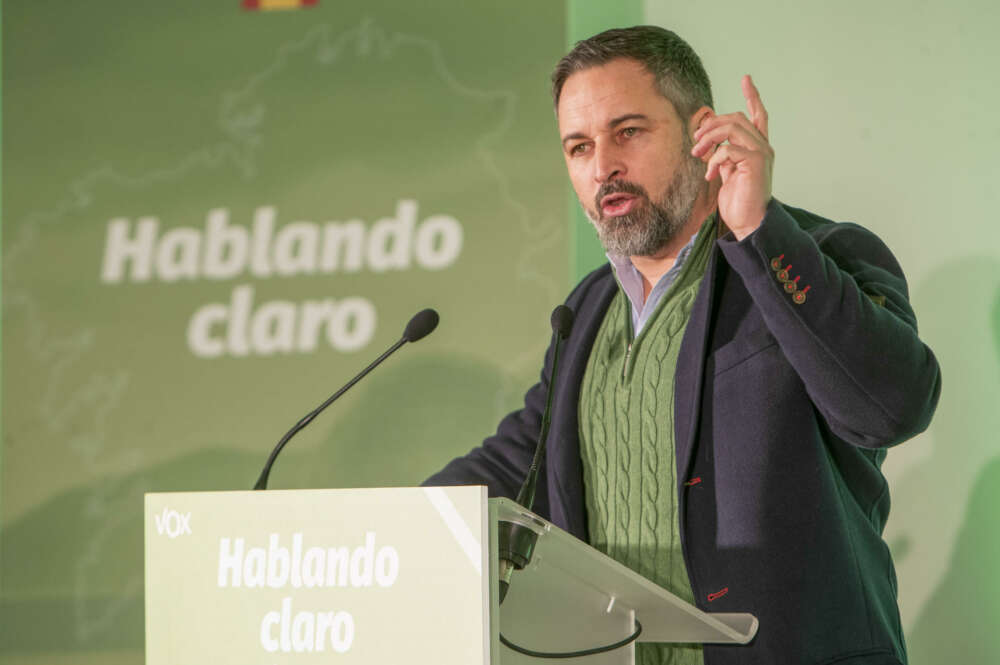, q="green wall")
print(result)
[1,2,576,662]
[642,0,1000,662]
[3,0,995,663]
